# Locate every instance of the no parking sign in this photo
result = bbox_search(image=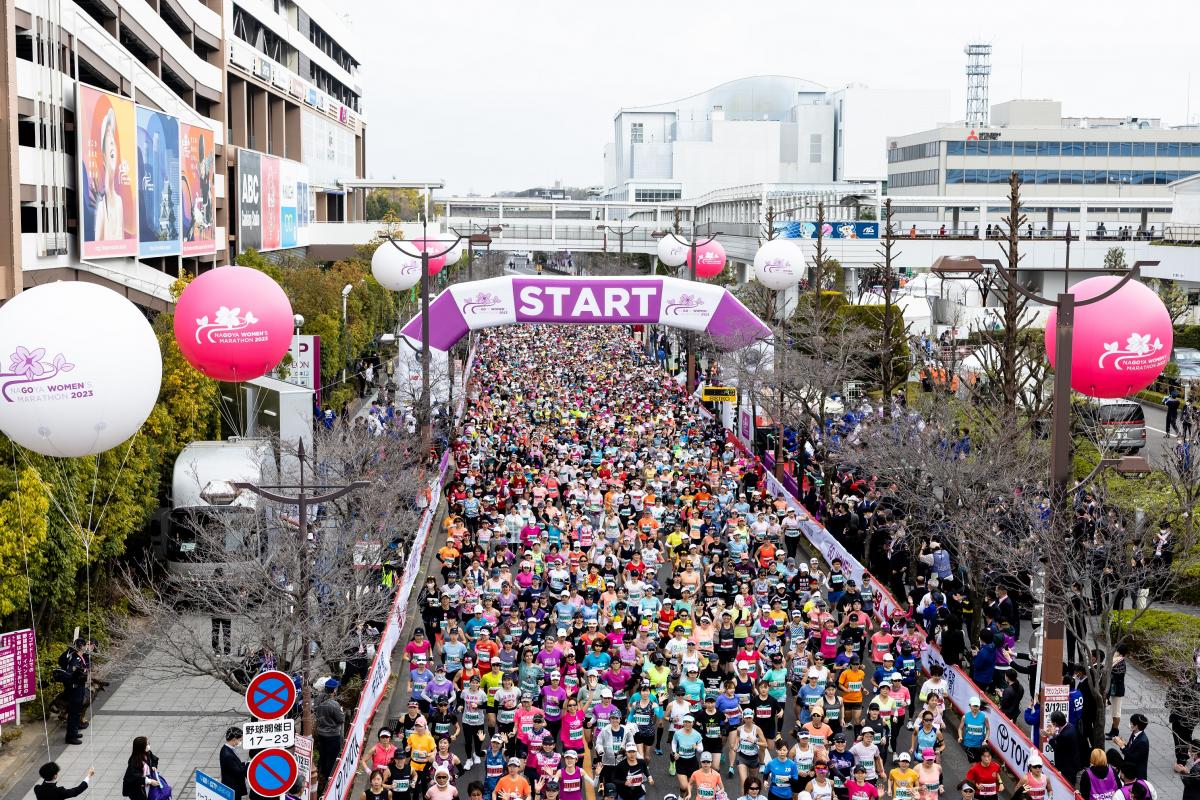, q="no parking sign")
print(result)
[246,670,296,720]
[247,748,299,797]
